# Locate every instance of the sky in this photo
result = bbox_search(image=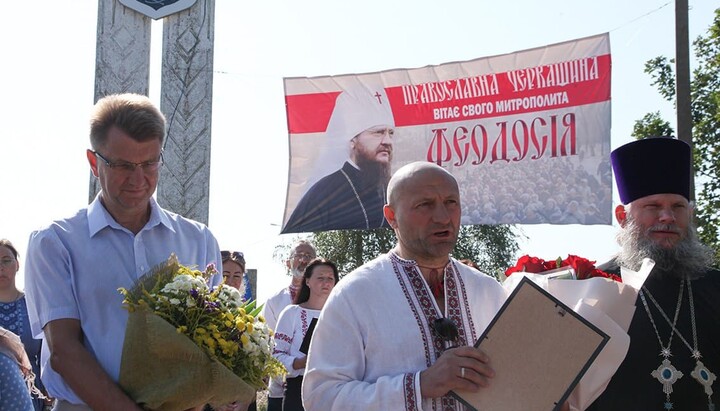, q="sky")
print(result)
[1,0,716,303]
